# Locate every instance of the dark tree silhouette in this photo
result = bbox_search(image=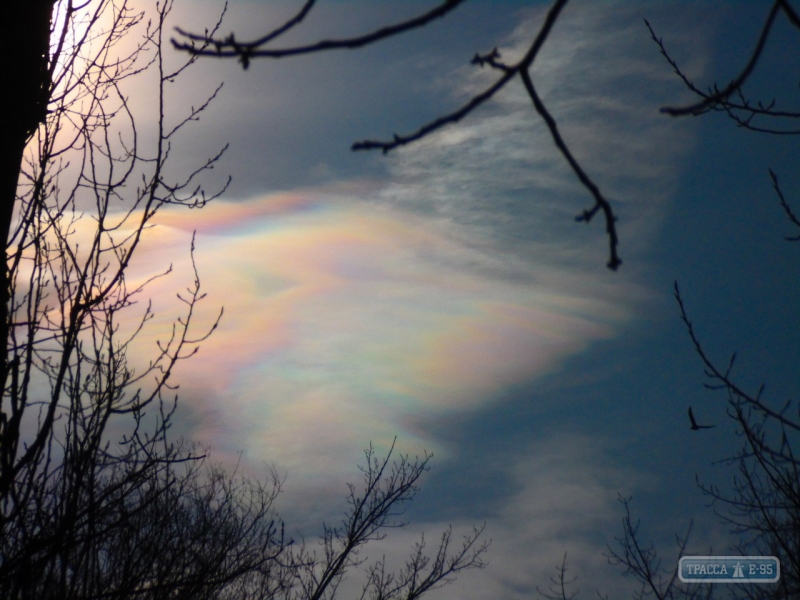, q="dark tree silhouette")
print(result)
[0,2,58,450]
[281,441,489,600]
[0,0,236,594]
[0,1,488,599]
[538,2,800,597]
[7,0,796,598]
[646,3,800,595]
